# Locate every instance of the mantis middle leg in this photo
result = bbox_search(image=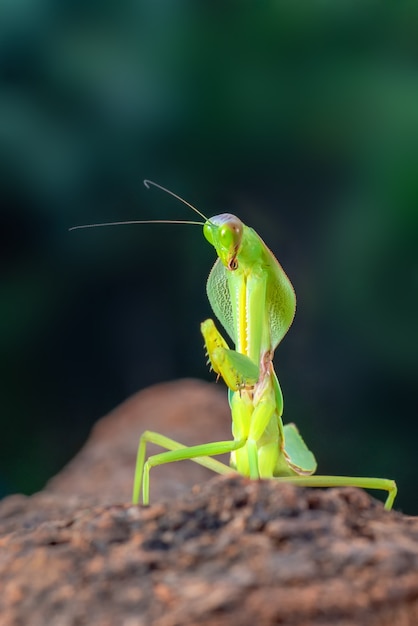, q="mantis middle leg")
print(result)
[133,430,246,505]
